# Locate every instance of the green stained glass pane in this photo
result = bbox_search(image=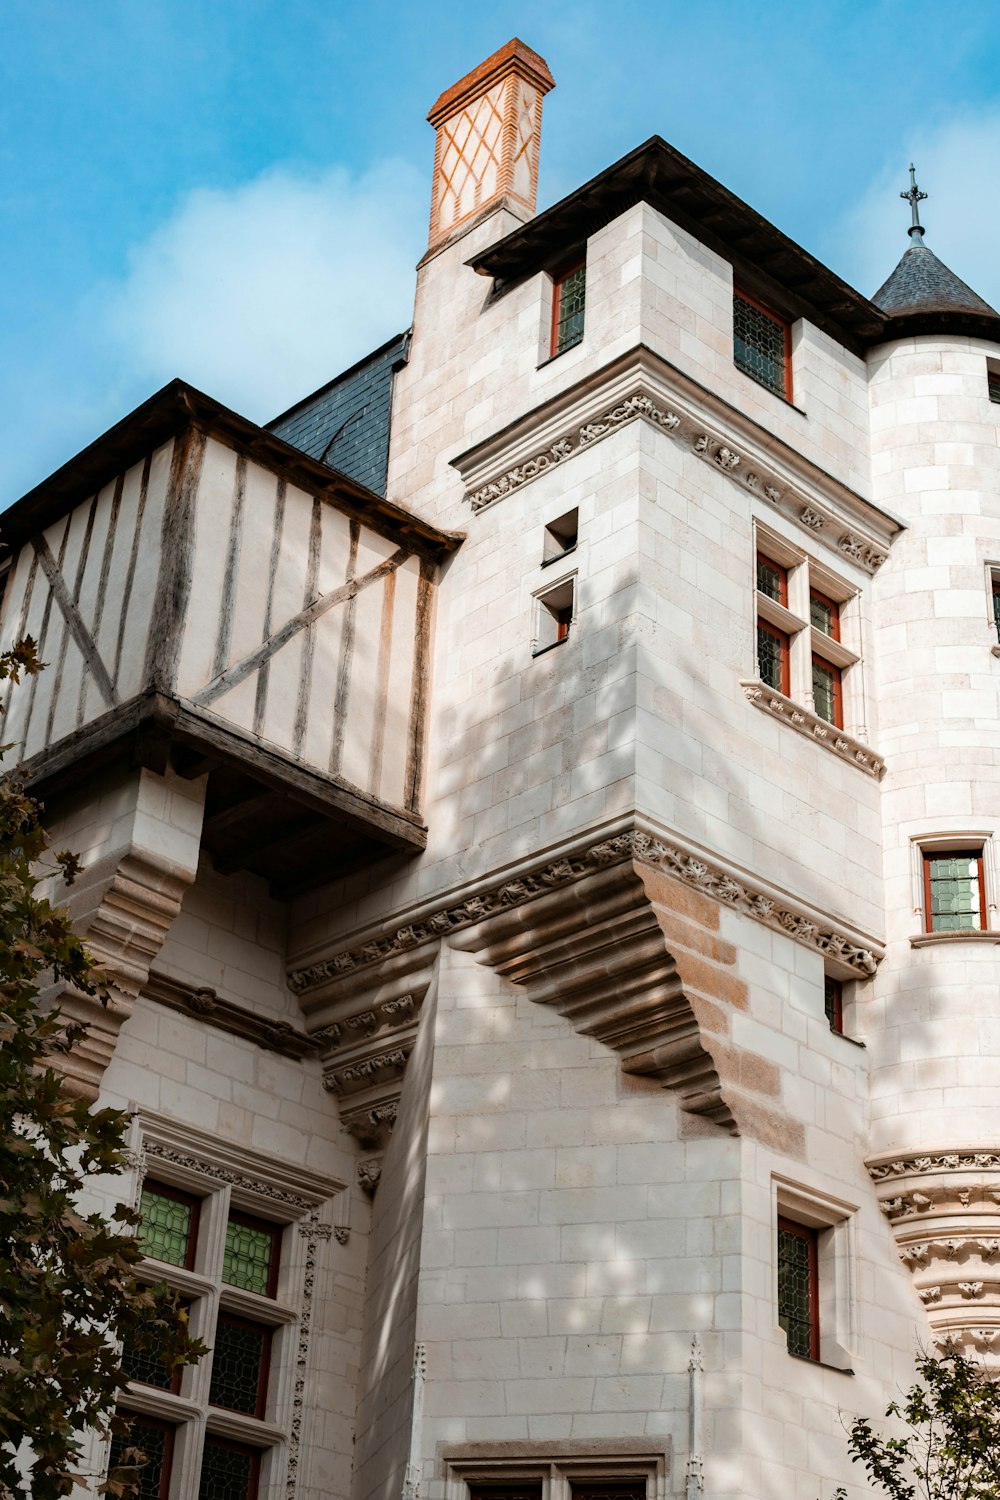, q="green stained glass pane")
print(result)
[777,1223,815,1358]
[993,587,1000,643]
[139,1185,194,1266]
[928,853,982,931]
[224,1217,275,1295]
[734,293,787,397]
[810,595,835,634]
